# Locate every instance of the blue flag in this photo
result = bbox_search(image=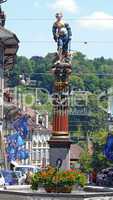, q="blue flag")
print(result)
[6,115,30,162]
[104,134,113,161]
[16,134,25,147]
[17,149,29,160]
[13,115,29,138]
